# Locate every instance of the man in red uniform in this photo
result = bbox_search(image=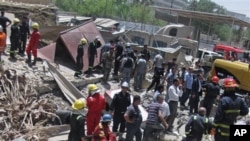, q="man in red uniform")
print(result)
[26,22,40,66]
[92,114,116,141]
[87,84,106,138]
[0,25,6,63]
